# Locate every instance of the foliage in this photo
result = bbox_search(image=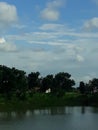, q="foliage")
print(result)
[78,81,86,94]
[0,65,27,98]
[0,65,98,109]
[52,72,75,94]
[40,75,54,92]
[28,72,40,90]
